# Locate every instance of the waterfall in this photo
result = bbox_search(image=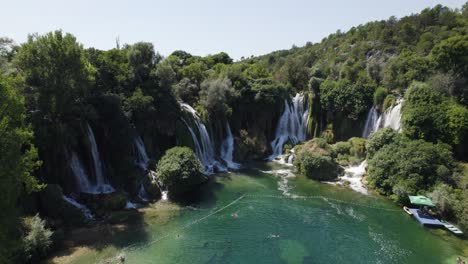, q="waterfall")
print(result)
[180,103,227,174]
[70,152,94,193]
[134,134,150,170]
[220,122,241,170]
[383,100,402,131]
[85,124,115,193]
[269,93,309,159]
[340,160,368,195]
[362,106,379,138]
[362,99,403,138]
[138,183,149,202]
[62,195,94,220]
